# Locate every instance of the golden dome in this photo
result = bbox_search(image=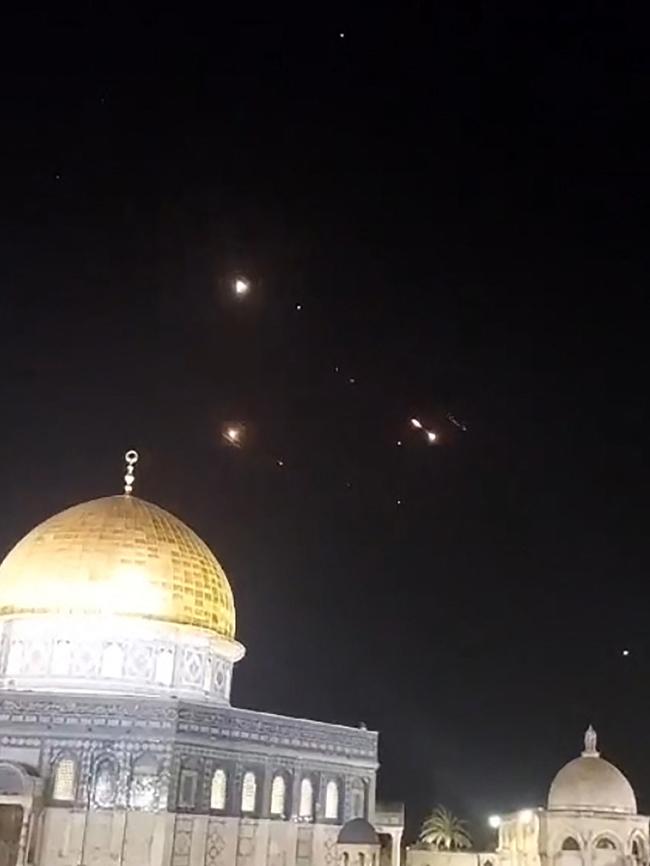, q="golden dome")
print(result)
[0,495,236,638]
